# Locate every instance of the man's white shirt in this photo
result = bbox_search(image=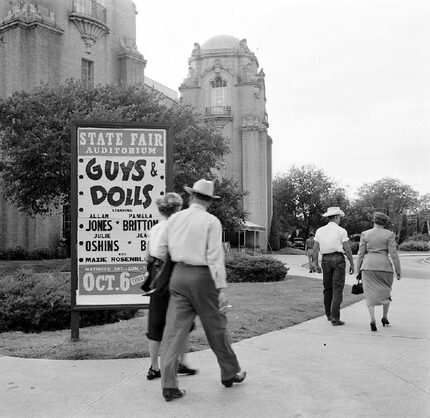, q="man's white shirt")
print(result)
[314,222,349,254]
[155,203,227,289]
